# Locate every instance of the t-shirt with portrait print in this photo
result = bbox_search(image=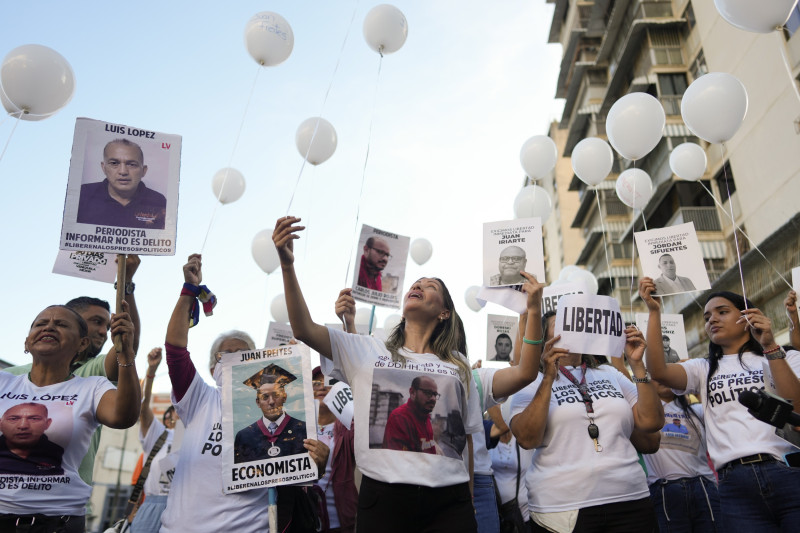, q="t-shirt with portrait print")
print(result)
[0,372,114,516]
[327,327,482,487]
